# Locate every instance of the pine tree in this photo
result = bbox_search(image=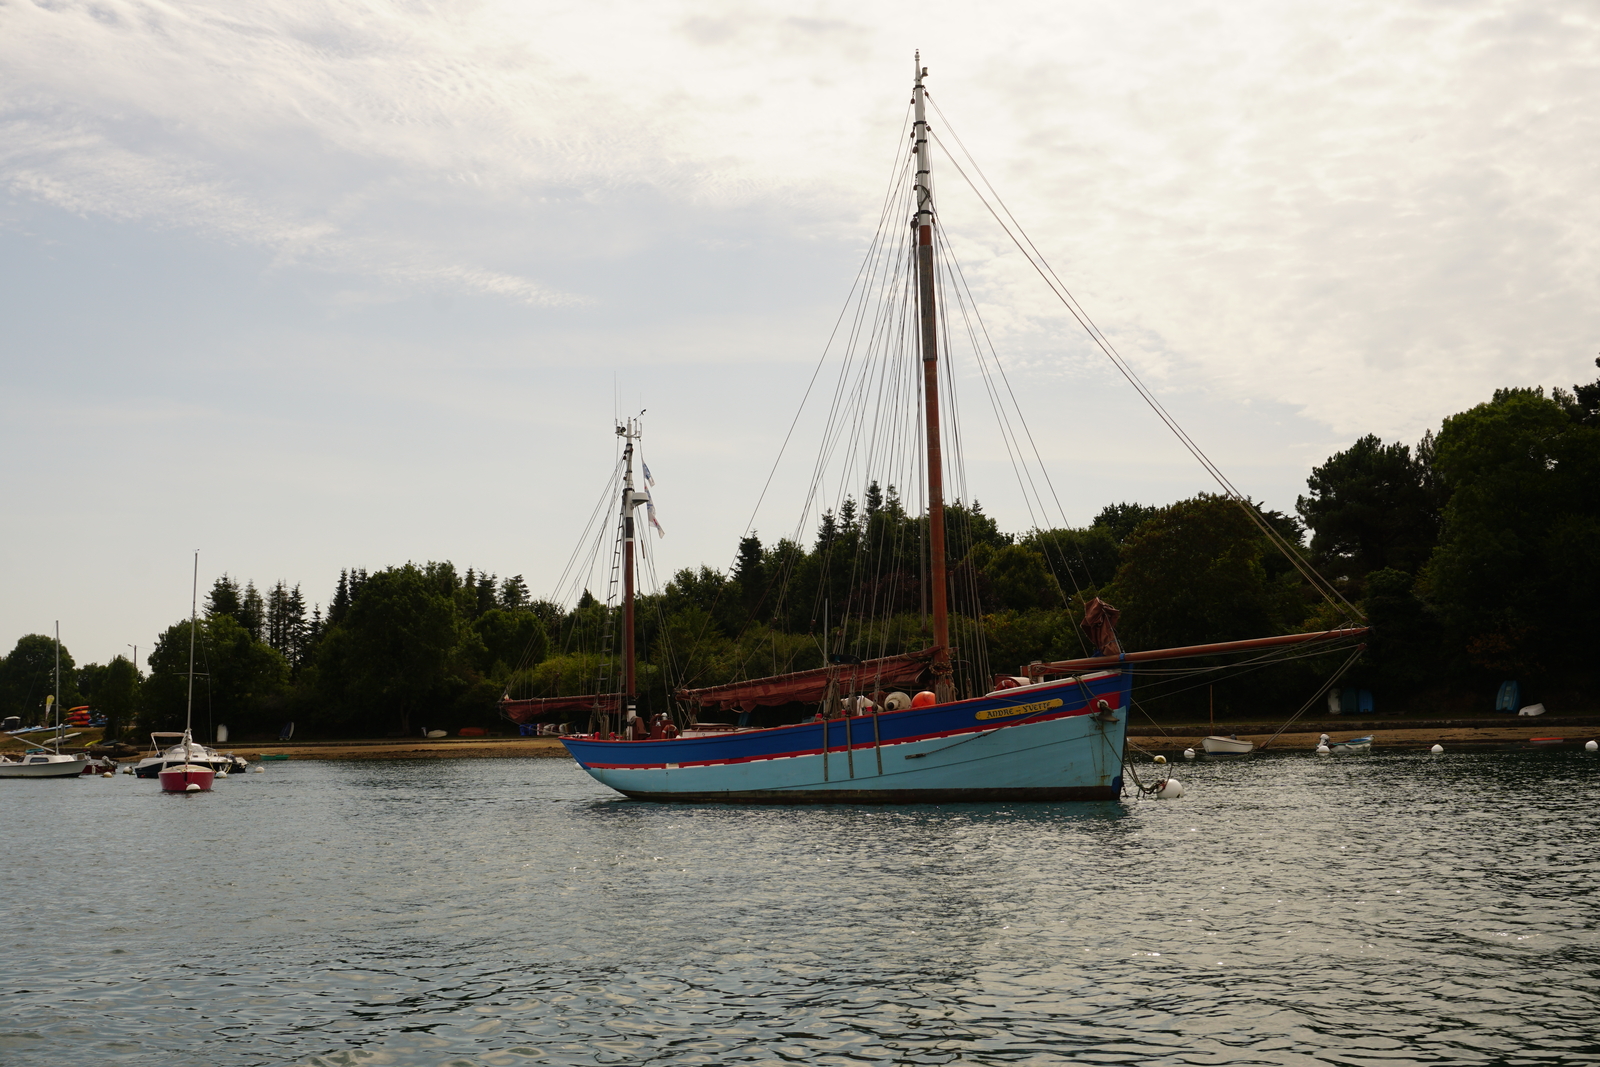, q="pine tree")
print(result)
[733,534,766,614]
[476,571,498,616]
[499,575,530,610]
[329,570,351,625]
[206,575,242,619]
[240,582,265,641]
